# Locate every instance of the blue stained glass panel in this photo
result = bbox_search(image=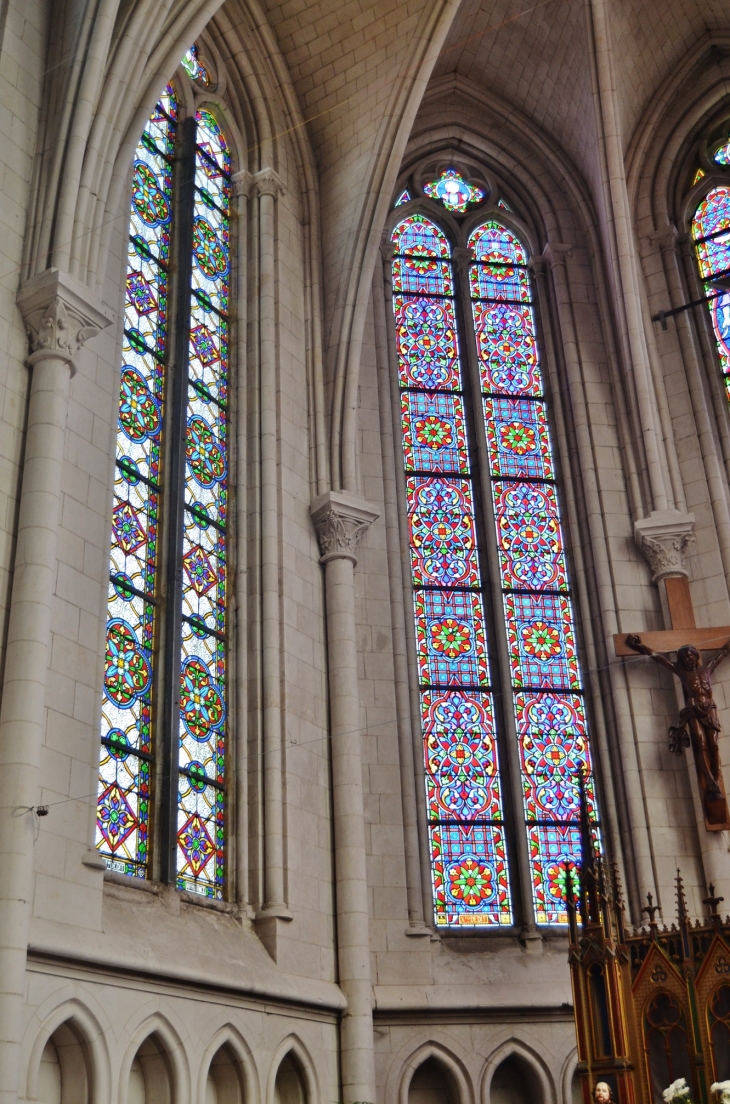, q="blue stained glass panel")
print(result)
[504,590,580,690]
[430,823,511,925]
[693,187,730,386]
[402,391,469,473]
[407,476,480,588]
[483,396,554,480]
[528,824,583,925]
[96,86,177,878]
[493,481,567,591]
[393,296,461,390]
[422,690,502,820]
[392,214,512,927]
[473,302,541,396]
[515,692,594,820]
[177,108,230,899]
[393,258,453,297]
[470,219,598,923]
[392,212,451,258]
[414,588,490,687]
